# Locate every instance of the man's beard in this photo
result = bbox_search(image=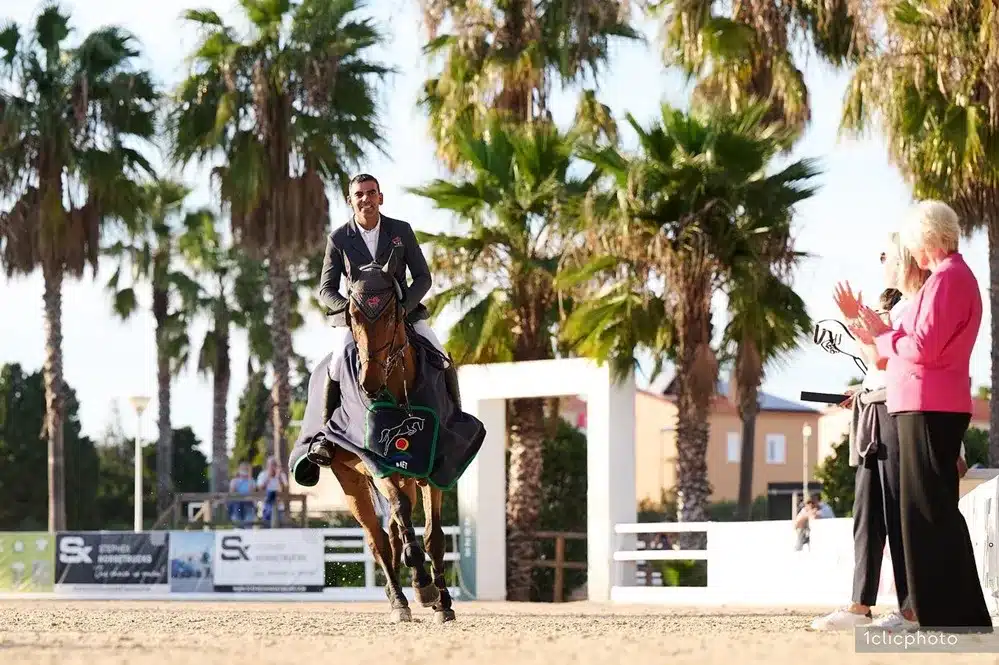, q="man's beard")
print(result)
[355,208,379,225]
